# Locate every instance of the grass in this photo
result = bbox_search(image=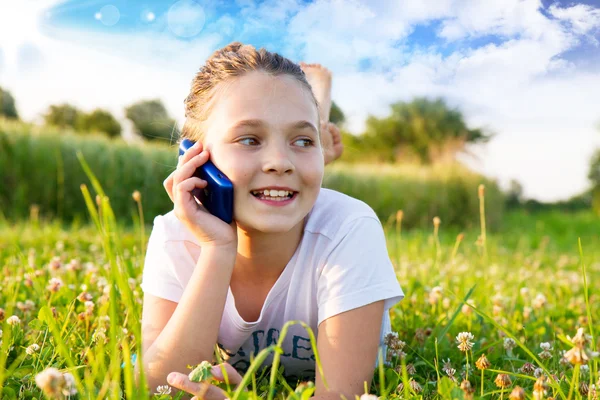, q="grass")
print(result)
[0,186,598,399]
